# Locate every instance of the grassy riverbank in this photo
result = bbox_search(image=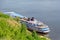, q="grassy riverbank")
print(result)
[0,12,50,40]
